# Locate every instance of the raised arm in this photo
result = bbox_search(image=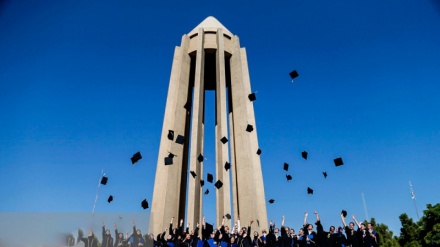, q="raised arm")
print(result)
[303,212,308,227]
[352,215,361,228]
[281,216,285,227]
[132,219,136,235]
[340,213,347,228]
[114,223,119,239]
[169,217,174,236]
[237,215,241,231]
[314,211,320,222]
[102,221,105,240]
